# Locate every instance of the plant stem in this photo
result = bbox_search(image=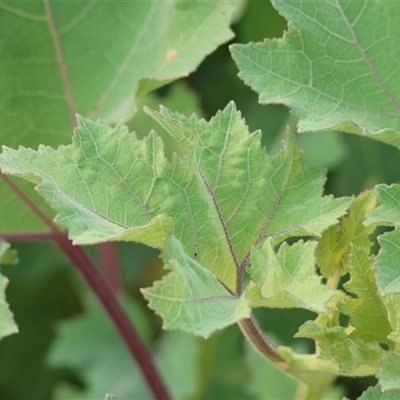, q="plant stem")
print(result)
[54,234,171,400]
[1,172,171,400]
[99,241,122,294]
[238,315,287,367]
